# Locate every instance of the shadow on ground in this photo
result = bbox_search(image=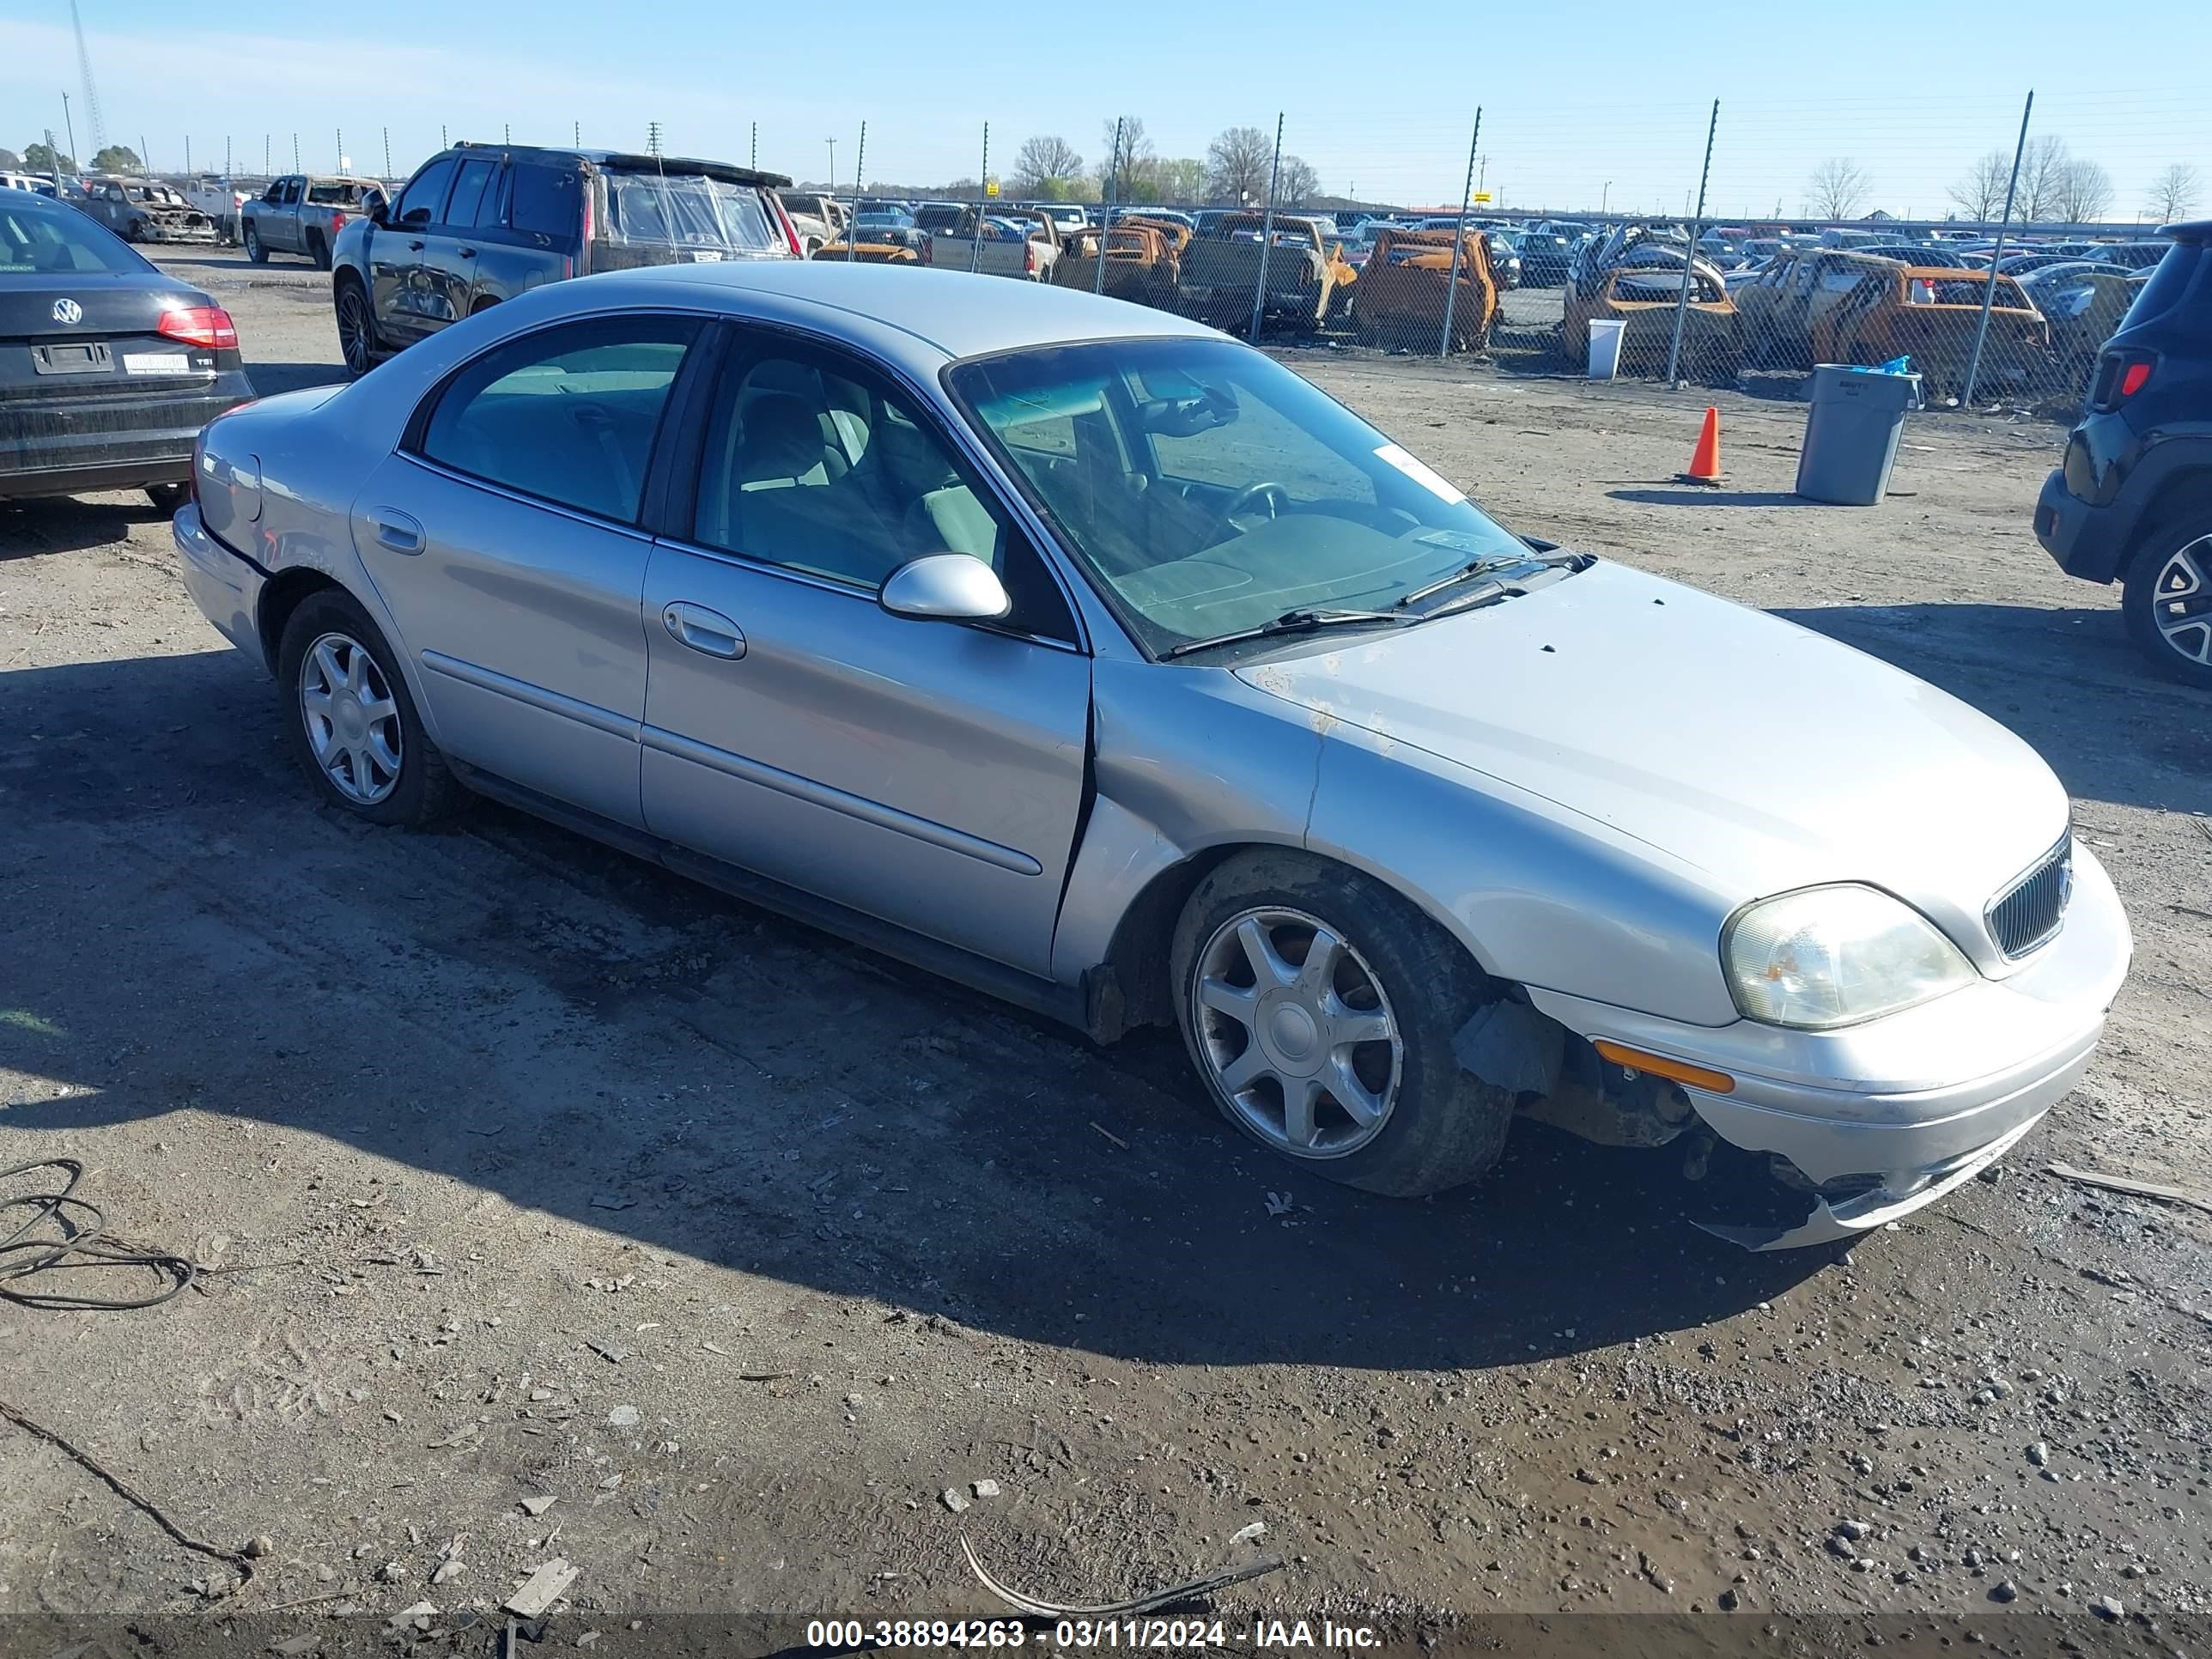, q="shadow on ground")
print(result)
[1607,488,1812,508]
[0,642,1832,1377]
